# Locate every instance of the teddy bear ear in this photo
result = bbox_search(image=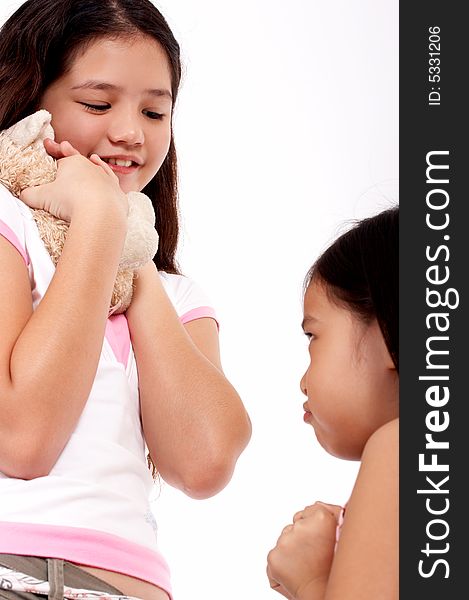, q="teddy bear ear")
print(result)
[5,109,55,149]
